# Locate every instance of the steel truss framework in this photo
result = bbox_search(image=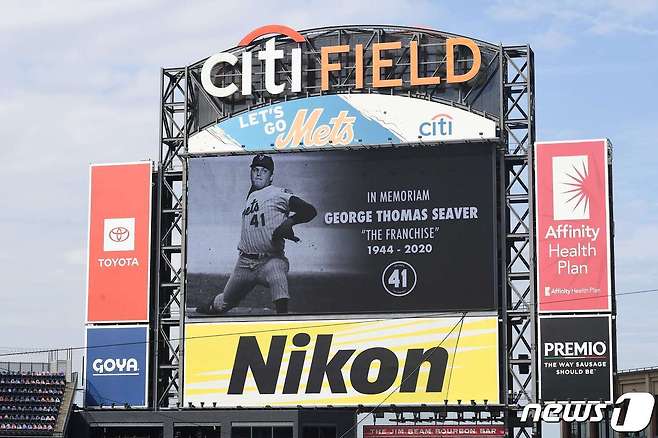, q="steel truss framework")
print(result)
[155,26,536,437]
